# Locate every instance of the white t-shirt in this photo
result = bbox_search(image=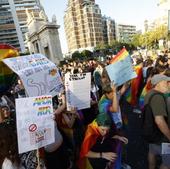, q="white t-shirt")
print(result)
[2,158,21,169]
